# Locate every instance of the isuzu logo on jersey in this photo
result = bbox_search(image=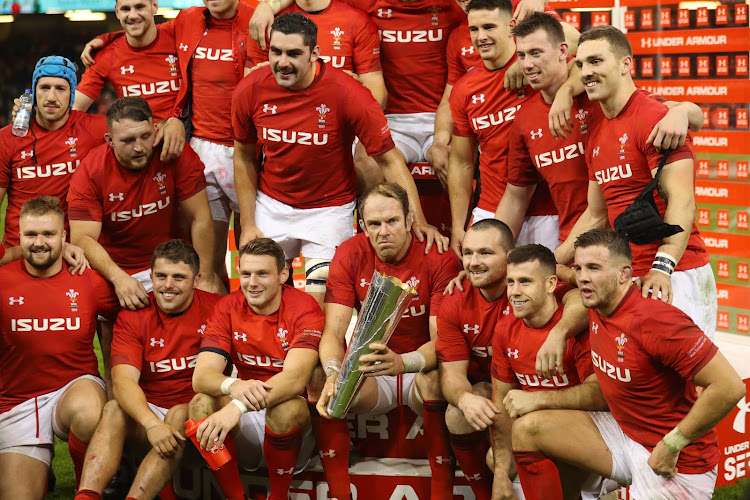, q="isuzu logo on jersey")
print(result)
[463,324,479,335]
[515,372,570,387]
[194,48,233,61]
[471,105,522,131]
[11,317,81,332]
[471,346,492,357]
[471,94,485,104]
[9,296,24,305]
[380,30,443,43]
[121,65,134,74]
[110,196,171,222]
[20,150,33,160]
[121,79,182,98]
[263,104,277,114]
[534,142,585,169]
[261,128,329,146]
[318,55,346,68]
[592,350,632,382]
[331,27,344,49]
[595,164,633,185]
[15,160,80,179]
[149,355,198,373]
[237,353,285,368]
